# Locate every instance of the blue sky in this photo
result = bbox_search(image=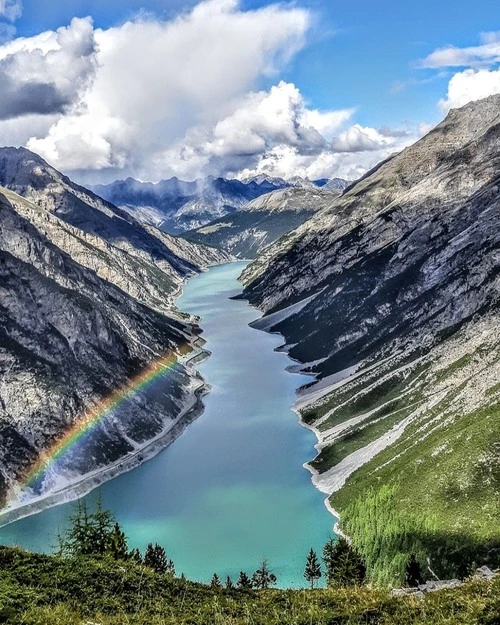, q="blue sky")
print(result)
[1,0,499,182]
[14,0,498,127]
